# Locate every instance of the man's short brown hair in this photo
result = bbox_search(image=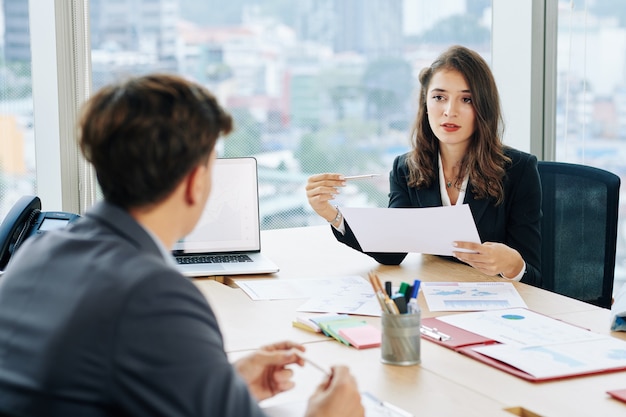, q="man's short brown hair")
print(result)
[79,73,233,209]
